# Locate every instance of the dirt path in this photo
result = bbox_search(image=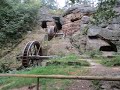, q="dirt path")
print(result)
[66,58,120,90]
[85,59,120,76]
